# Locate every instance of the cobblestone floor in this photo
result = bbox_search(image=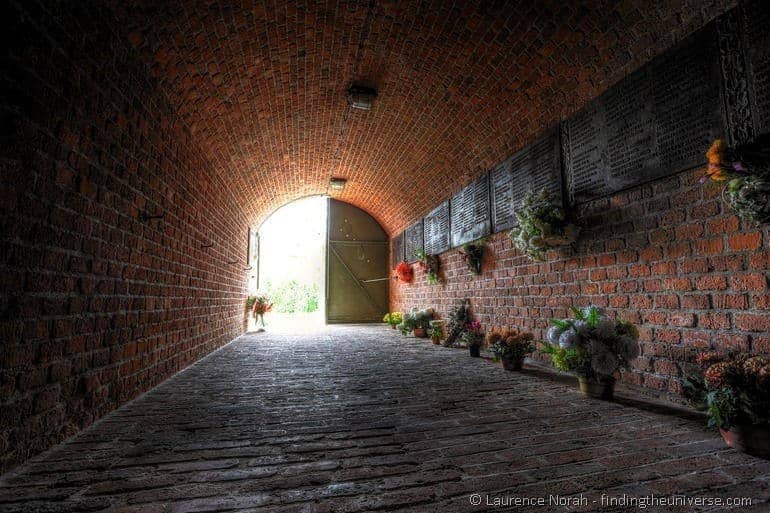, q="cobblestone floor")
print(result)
[2,326,769,513]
